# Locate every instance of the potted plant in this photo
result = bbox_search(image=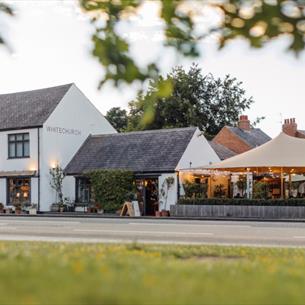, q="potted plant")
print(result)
[49,165,65,212]
[160,176,175,217]
[0,203,4,214]
[15,204,22,215]
[29,203,38,215]
[155,210,161,217]
[59,203,65,213]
